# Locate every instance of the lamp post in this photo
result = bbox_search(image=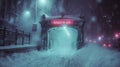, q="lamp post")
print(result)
[32,0,38,32]
[32,0,48,32]
[35,0,38,23]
